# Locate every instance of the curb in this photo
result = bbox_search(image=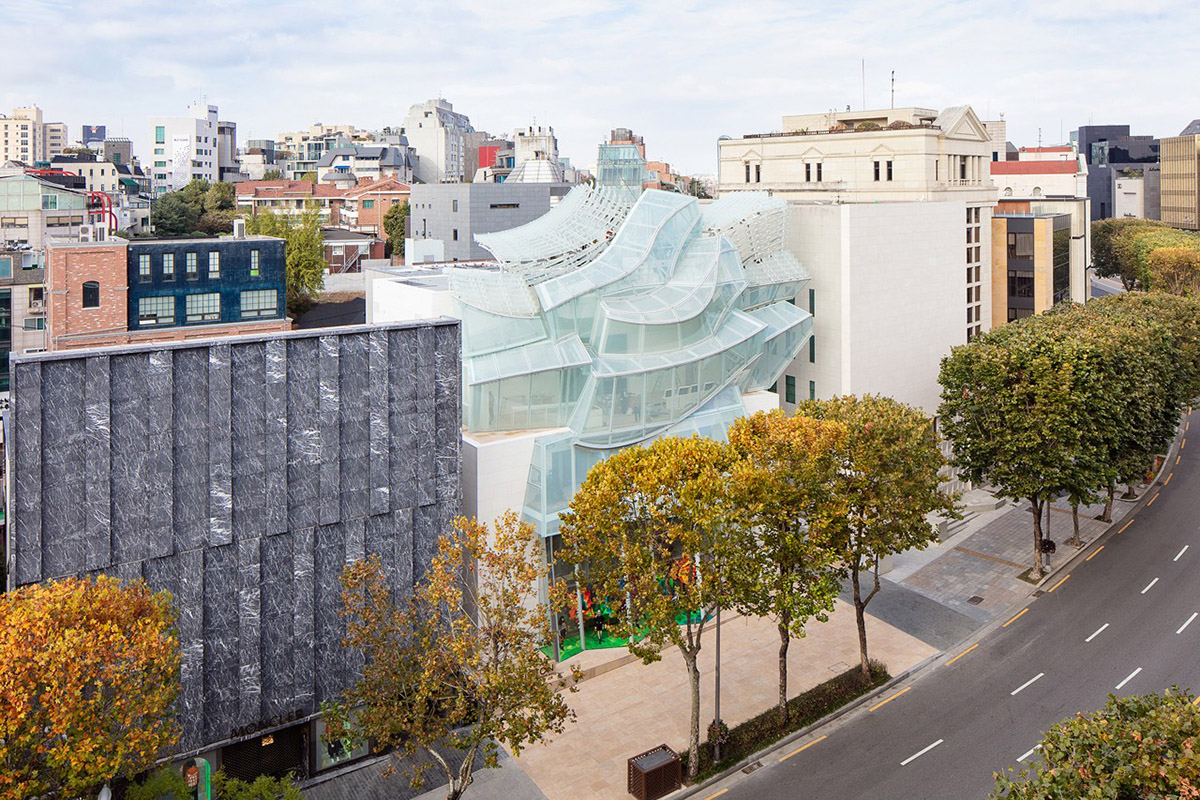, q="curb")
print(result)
[672,653,940,799]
